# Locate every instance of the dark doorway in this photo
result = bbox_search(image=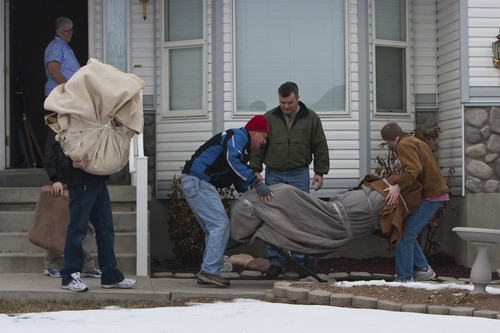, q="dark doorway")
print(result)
[9,0,88,168]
